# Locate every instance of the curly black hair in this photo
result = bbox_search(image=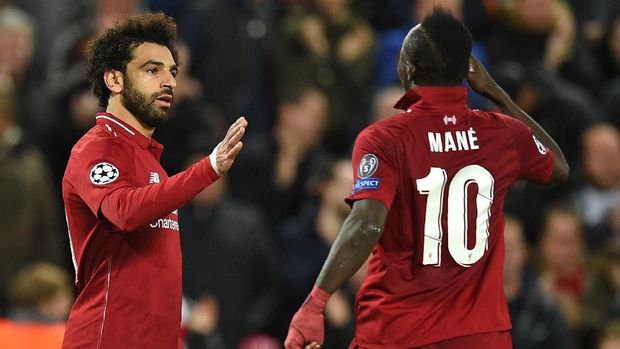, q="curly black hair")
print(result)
[85,12,179,107]
[403,9,472,85]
